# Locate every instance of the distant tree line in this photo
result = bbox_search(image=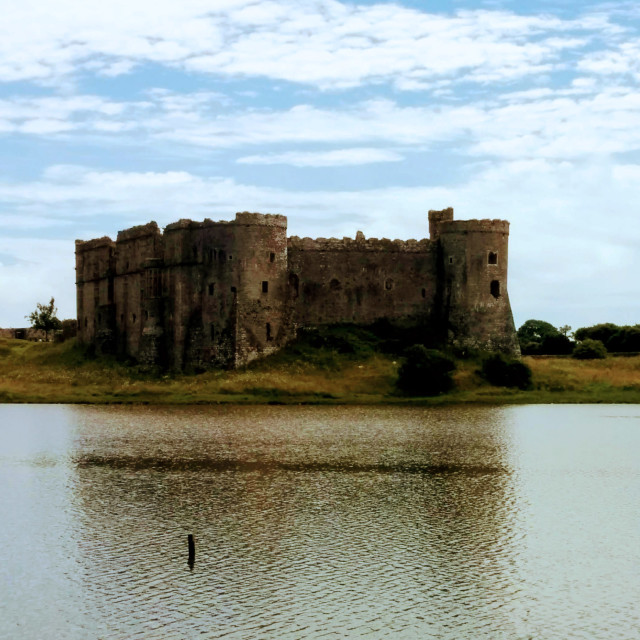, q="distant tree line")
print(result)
[517,319,640,358]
